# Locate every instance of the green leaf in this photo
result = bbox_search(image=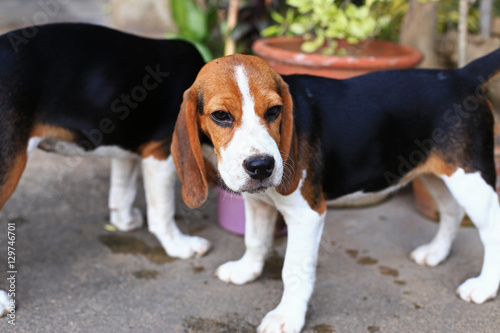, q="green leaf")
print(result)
[261,25,281,37]
[285,8,296,22]
[171,0,207,41]
[377,15,391,28]
[289,22,307,35]
[270,11,284,24]
[346,36,359,44]
[356,6,370,19]
[301,34,324,53]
